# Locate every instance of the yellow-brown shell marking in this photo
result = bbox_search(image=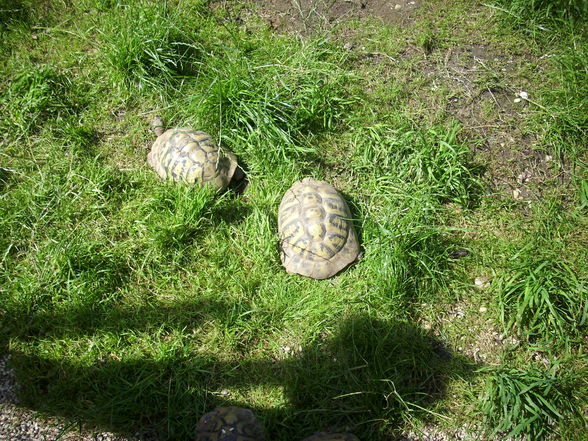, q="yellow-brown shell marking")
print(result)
[278,178,360,279]
[148,128,238,191]
[300,433,360,441]
[194,407,266,441]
